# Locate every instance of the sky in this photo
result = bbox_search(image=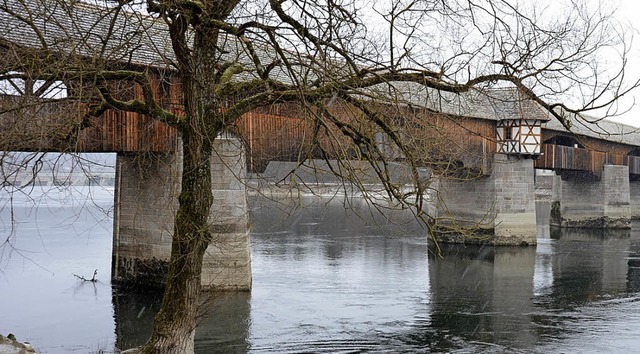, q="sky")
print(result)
[363,0,640,128]
[596,0,640,127]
